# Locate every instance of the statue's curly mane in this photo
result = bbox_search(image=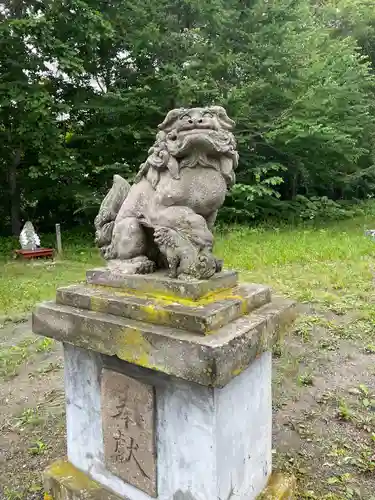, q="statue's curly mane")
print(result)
[134,107,238,189]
